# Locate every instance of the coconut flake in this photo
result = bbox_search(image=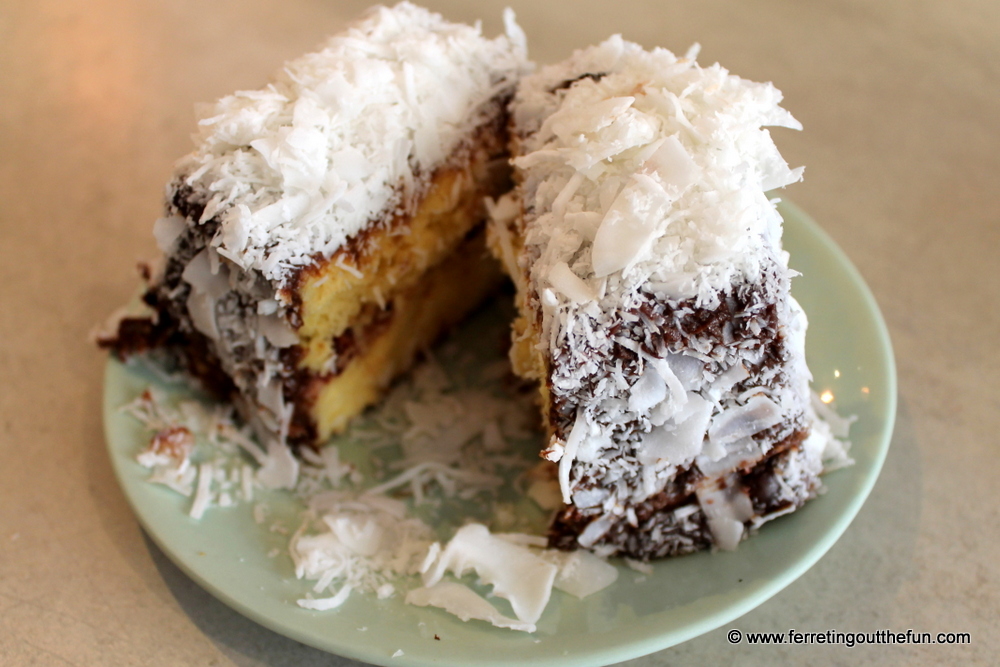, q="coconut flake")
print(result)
[152,215,186,253]
[696,475,755,550]
[558,411,588,504]
[422,523,557,624]
[639,393,712,465]
[548,261,596,304]
[696,437,763,477]
[182,249,230,299]
[406,582,536,633]
[577,513,615,548]
[590,175,667,277]
[544,550,618,599]
[190,462,214,520]
[623,558,654,576]
[642,135,699,190]
[325,515,384,557]
[707,394,783,446]
[627,365,667,414]
[257,314,299,348]
[257,439,300,489]
[185,290,219,341]
[297,585,352,611]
